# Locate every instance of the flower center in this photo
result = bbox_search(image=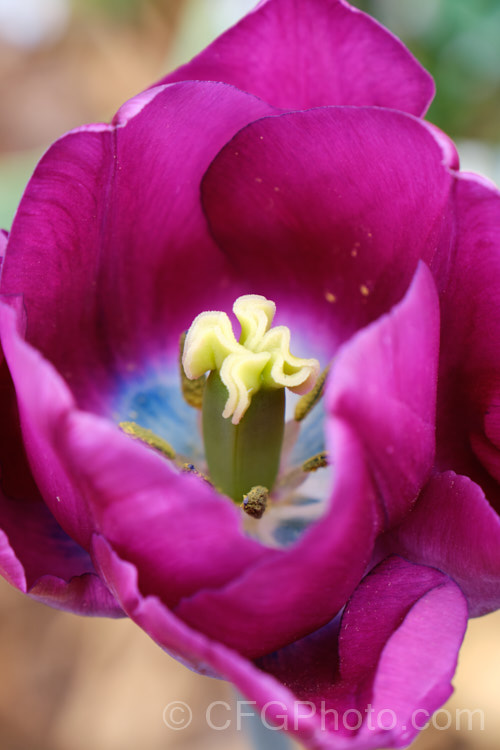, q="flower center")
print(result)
[182,295,319,502]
